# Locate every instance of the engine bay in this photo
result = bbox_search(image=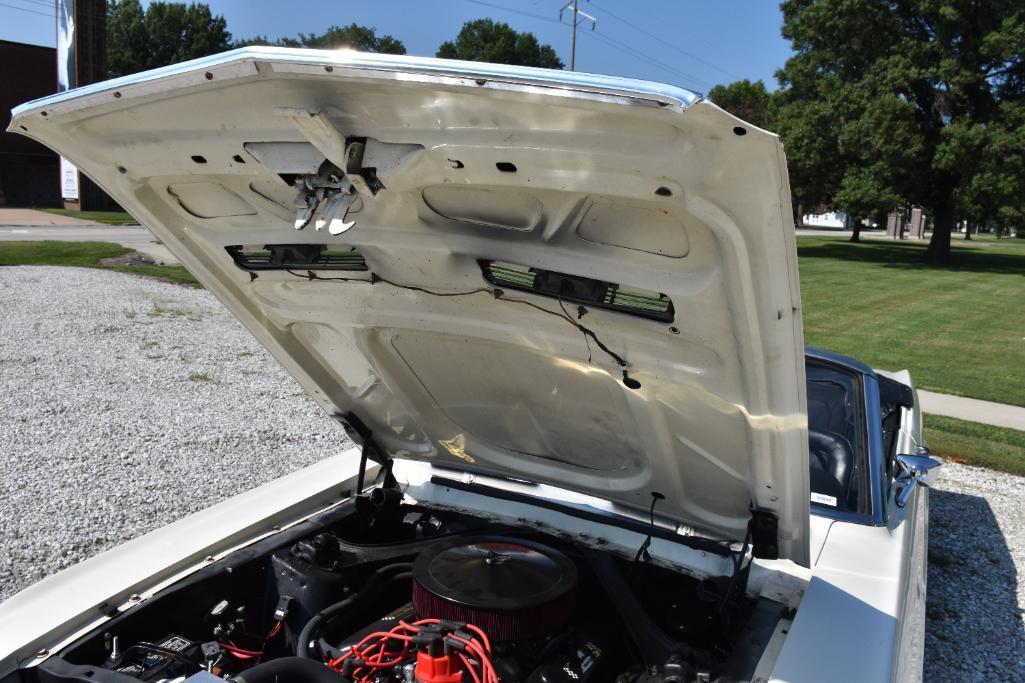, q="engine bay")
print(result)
[31,488,788,683]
